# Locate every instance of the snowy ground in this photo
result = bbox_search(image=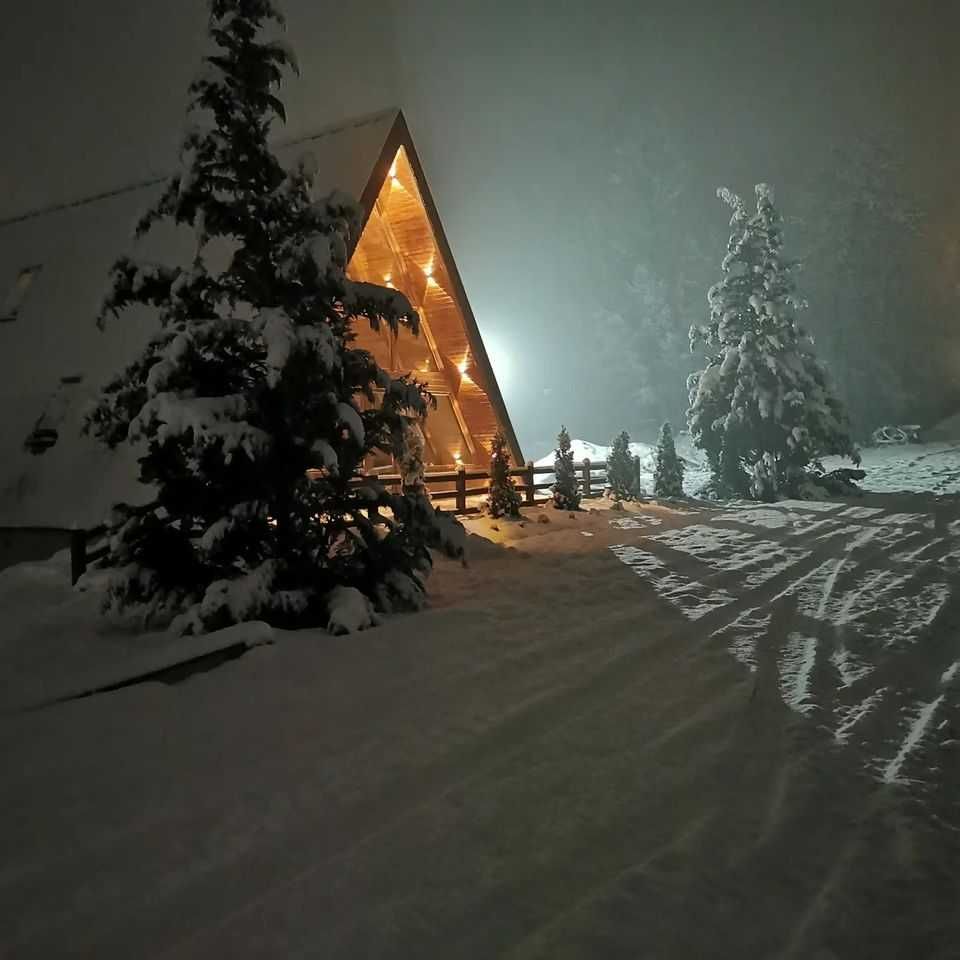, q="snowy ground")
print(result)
[2,483,960,956]
[825,441,960,495]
